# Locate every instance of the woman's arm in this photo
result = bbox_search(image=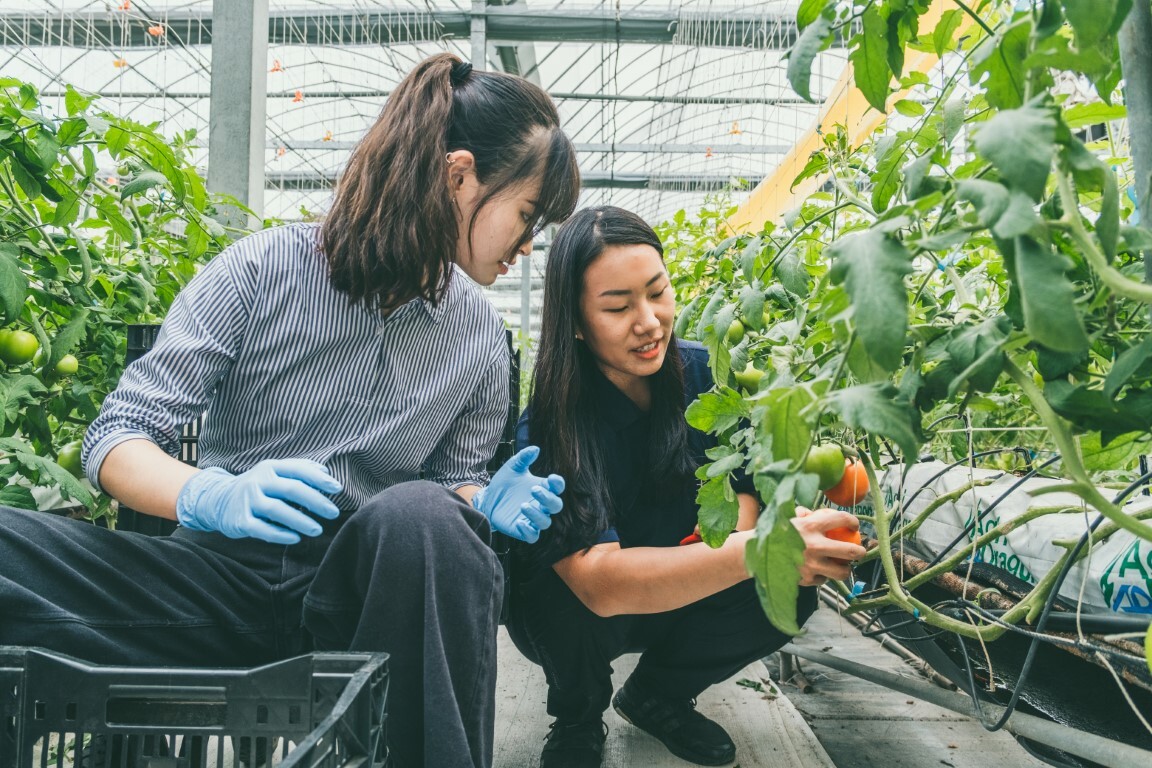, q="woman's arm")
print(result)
[553,502,867,617]
[98,439,200,520]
